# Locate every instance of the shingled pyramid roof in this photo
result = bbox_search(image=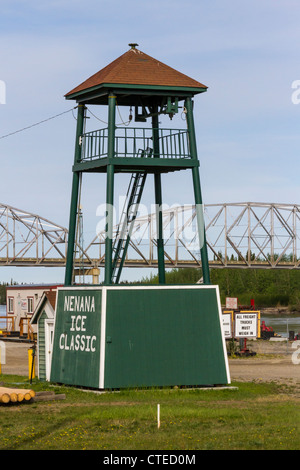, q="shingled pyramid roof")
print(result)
[65,44,207,104]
